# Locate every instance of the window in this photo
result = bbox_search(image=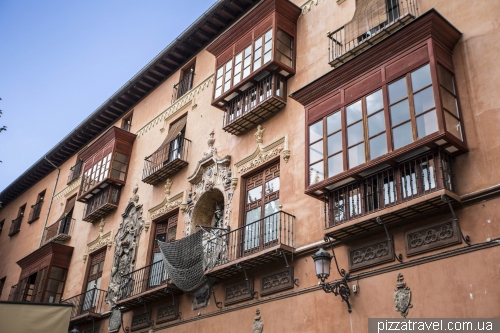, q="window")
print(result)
[254,29,273,71]
[83,249,105,311]
[122,113,133,132]
[14,266,67,304]
[9,204,26,236]
[28,190,46,223]
[150,214,177,287]
[0,277,5,299]
[438,65,462,140]
[244,163,280,251]
[308,64,441,185]
[276,29,293,67]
